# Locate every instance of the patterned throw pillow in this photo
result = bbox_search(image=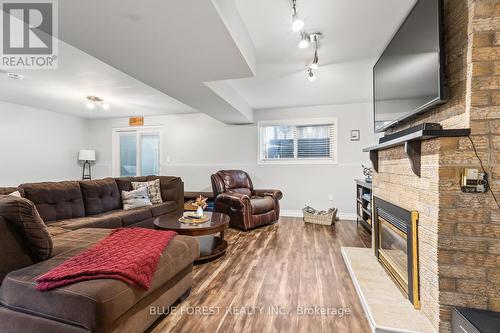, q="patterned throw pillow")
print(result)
[131,179,163,204]
[121,187,152,211]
